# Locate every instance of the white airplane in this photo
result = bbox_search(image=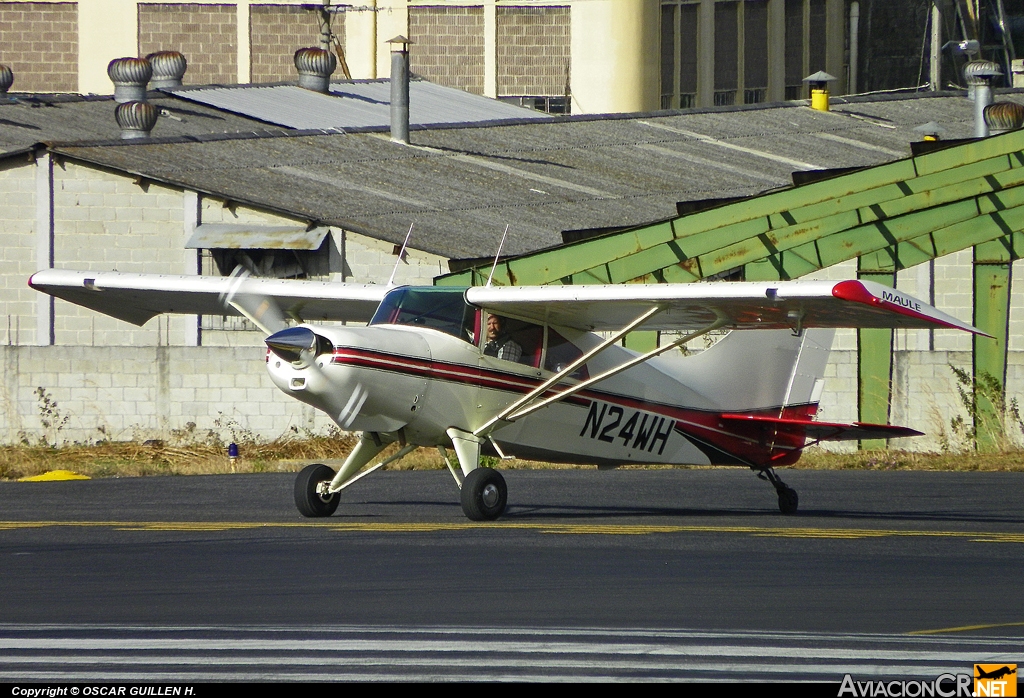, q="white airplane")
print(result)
[29,269,982,520]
